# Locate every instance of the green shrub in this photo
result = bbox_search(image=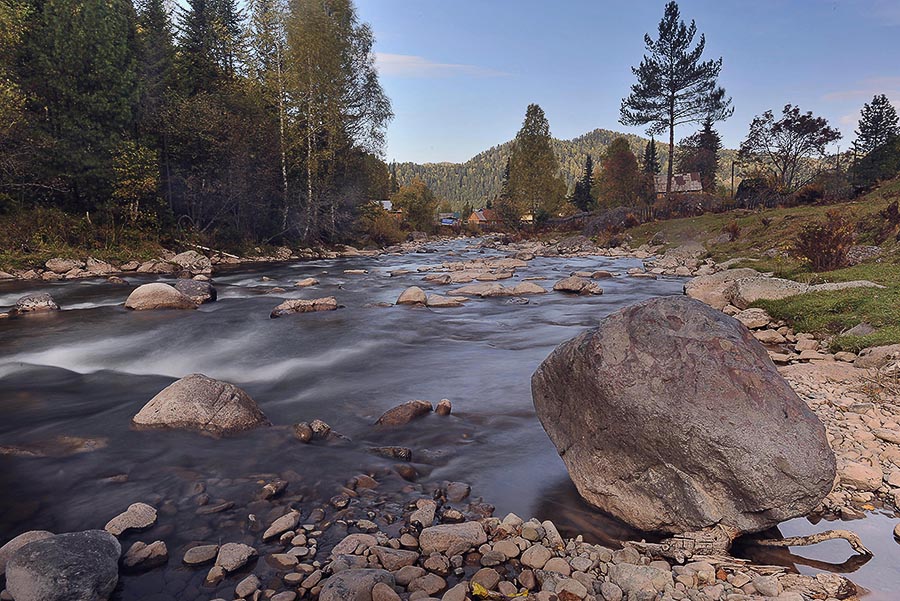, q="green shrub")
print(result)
[794,210,855,271]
